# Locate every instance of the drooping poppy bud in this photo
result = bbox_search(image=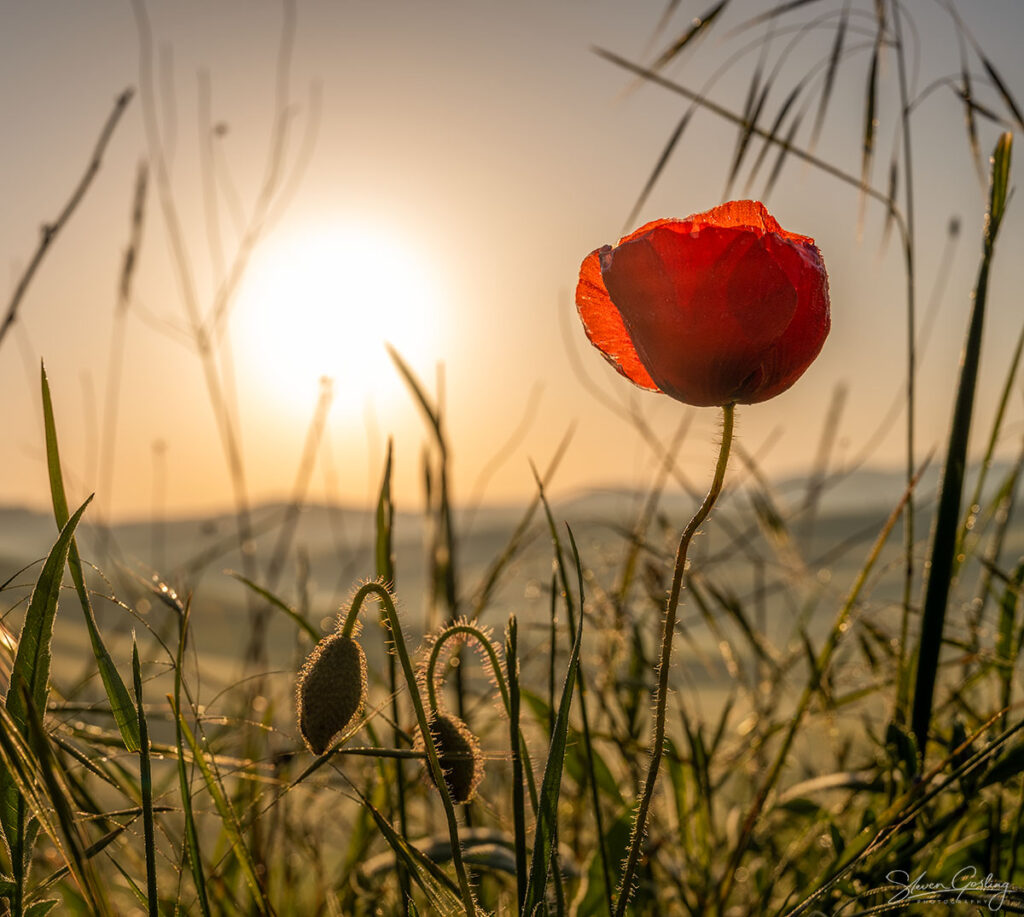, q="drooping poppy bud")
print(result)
[296,633,368,755]
[576,200,829,407]
[414,711,484,804]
